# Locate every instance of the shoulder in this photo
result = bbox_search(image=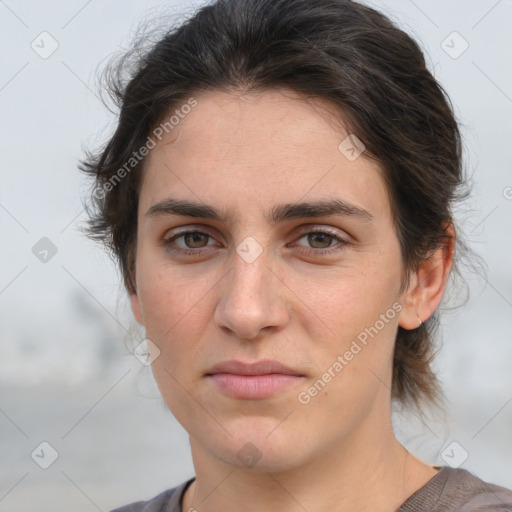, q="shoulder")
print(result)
[108,477,195,512]
[398,466,512,511]
[440,467,512,511]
